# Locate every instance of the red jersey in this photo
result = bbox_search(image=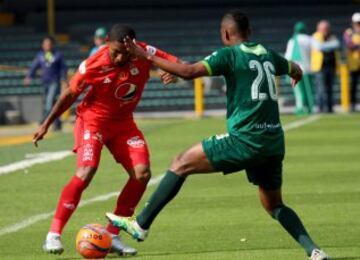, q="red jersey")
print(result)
[70,42,177,123]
